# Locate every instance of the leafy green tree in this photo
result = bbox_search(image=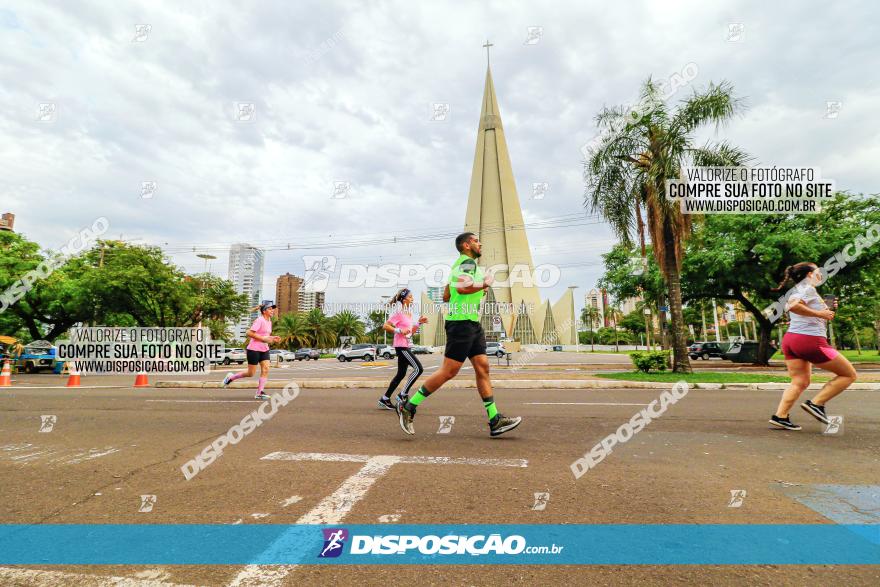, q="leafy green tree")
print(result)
[681,193,880,363]
[1,232,98,340]
[584,79,750,372]
[365,309,386,343]
[83,242,247,328]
